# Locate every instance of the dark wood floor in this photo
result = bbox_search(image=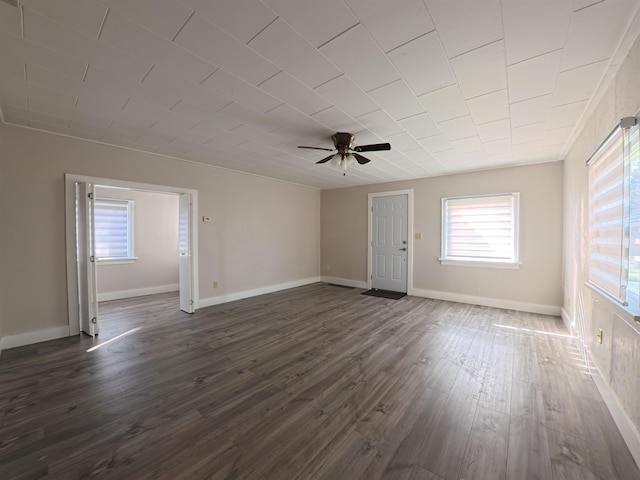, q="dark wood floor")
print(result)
[1,283,639,479]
